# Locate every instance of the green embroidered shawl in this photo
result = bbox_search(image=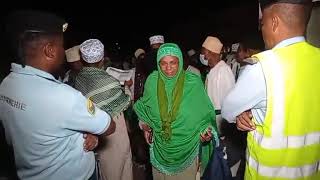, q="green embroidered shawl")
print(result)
[134,43,218,175]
